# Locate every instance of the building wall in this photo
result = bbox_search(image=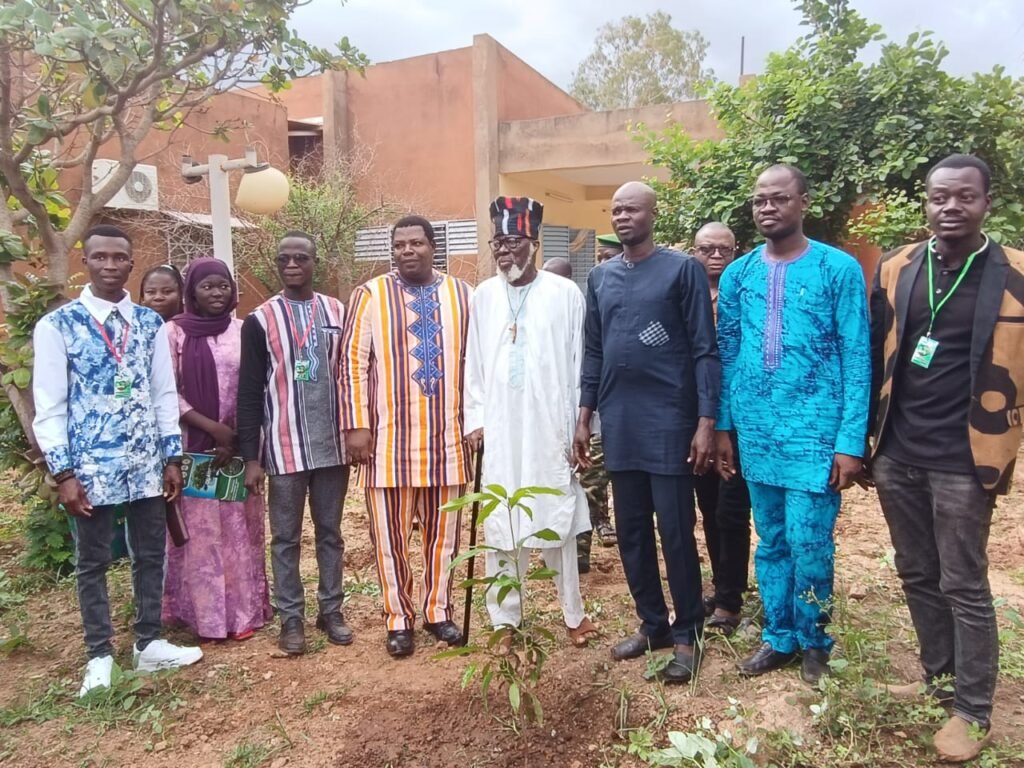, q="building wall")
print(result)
[499,172,610,240]
[496,46,584,122]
